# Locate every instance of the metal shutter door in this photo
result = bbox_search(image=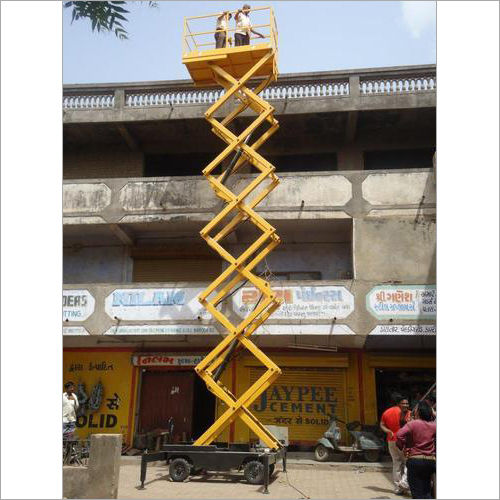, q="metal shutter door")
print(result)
[133,258,222,282]
[249,366,347,444]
